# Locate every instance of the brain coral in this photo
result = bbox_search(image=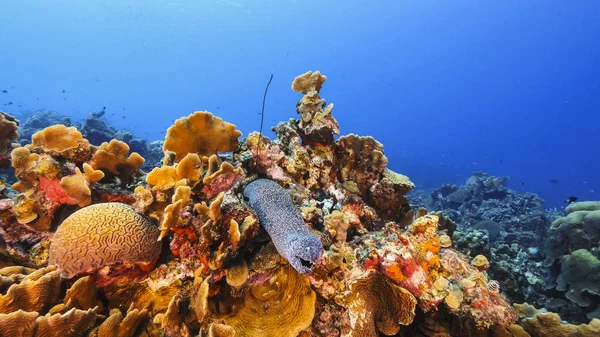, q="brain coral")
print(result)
[48,203,162,278]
